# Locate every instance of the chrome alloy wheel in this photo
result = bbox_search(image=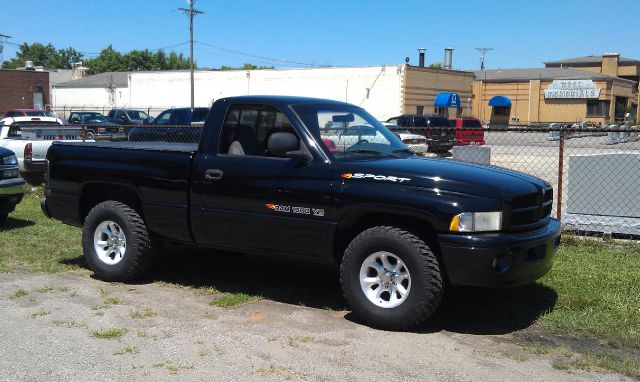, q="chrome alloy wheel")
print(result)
[93,221,127,265]
[359,251,411,308]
